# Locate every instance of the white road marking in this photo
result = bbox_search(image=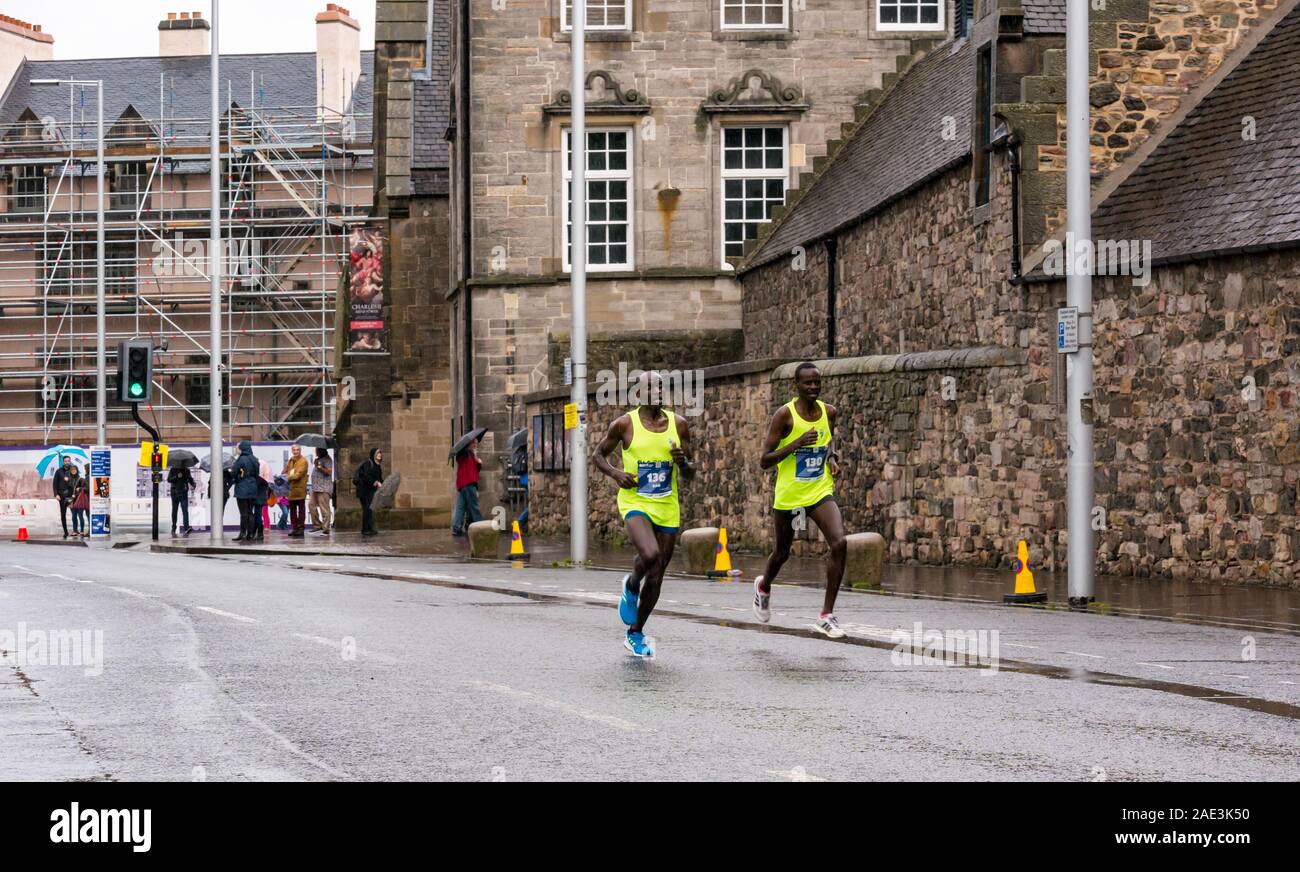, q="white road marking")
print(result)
[766,768,827,782]
[1222,673,1250,680]
[291,632,400,665]
[1063,651,1104,660]
[1136,662,1175,670]
[1280,681,1296,686]
[49,573,94,584]
[408,571,467,582]
[571,591,618,602]
[1004,643,1040,650]
[108,586,159,599]
[472,681,646,732]
[194,606,257,624]
[236,709,351,780]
